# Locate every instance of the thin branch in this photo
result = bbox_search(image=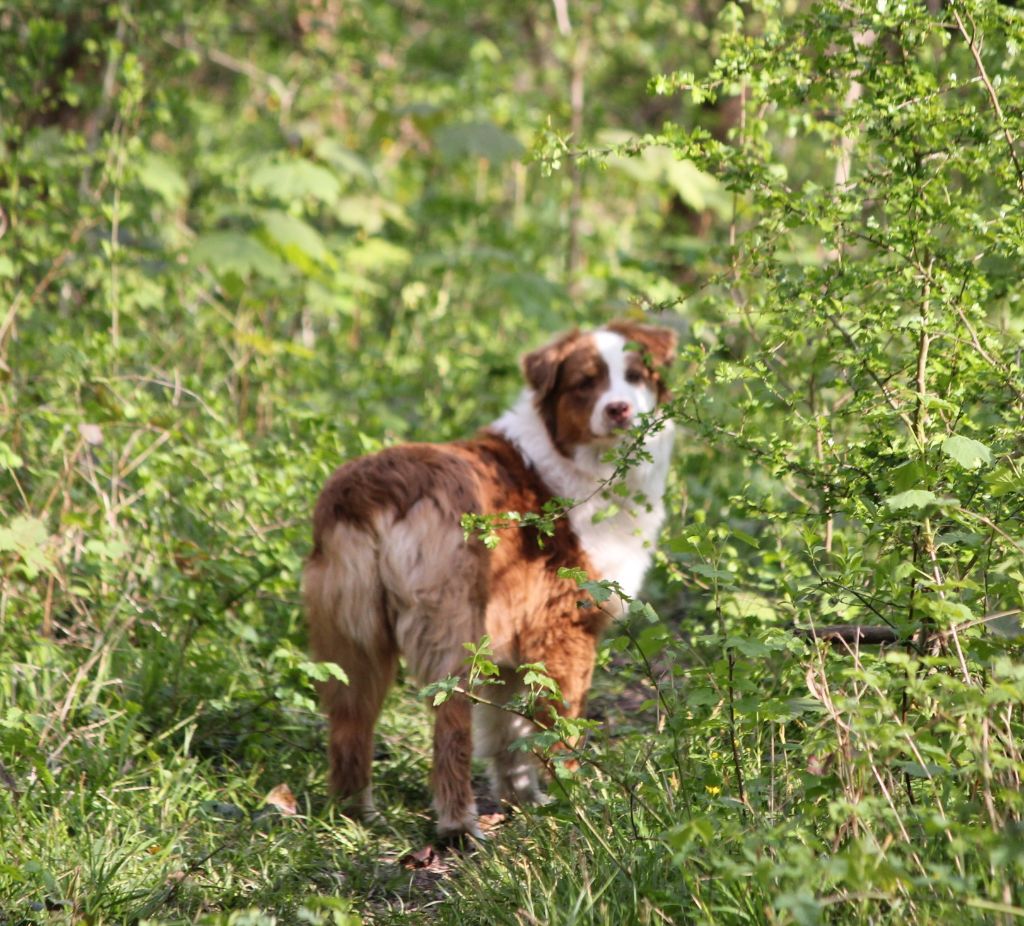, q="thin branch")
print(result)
[954,306,1024,405]
[162,33,297,118]
[912,259,934,450]
[950,2,1024,194]
[717,604,747,810]
[794,624,900,646]
[0,758,19,803]
[0,217,100,361]
[833,29,875,188]
[822,311,917,435]
[551,0,571,36]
